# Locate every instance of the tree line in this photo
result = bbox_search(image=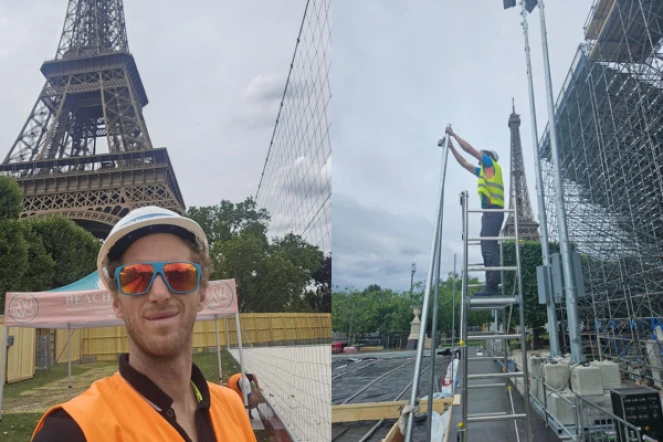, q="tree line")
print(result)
[332,275,494,339]
[332,240,572,342]
[0,175,329,313]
